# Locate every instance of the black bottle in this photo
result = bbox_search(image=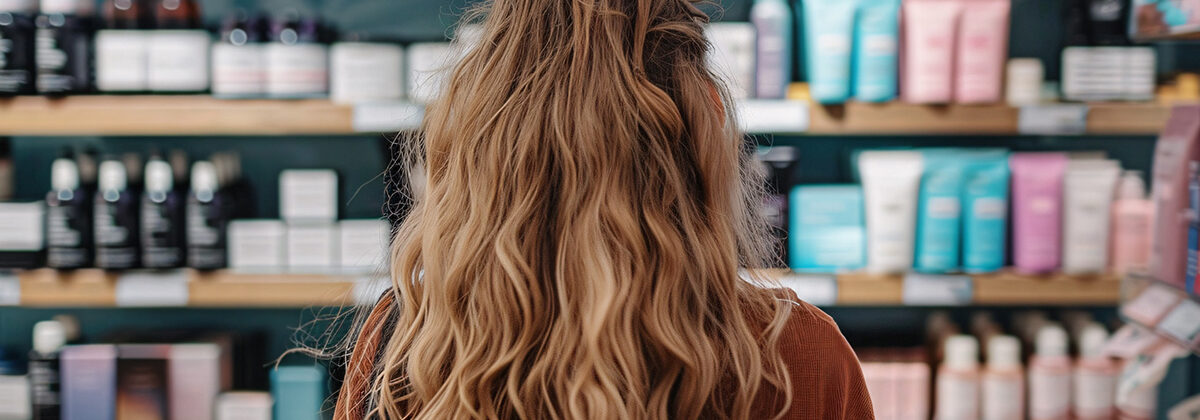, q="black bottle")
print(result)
[94,156,139,269]
[756,146,798,267]
[45,147,93,269]
[0,0,37,95]
[140,152,185,268]
[29,320,65,420]
[186,160,229,269]
[35,0,93,94]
